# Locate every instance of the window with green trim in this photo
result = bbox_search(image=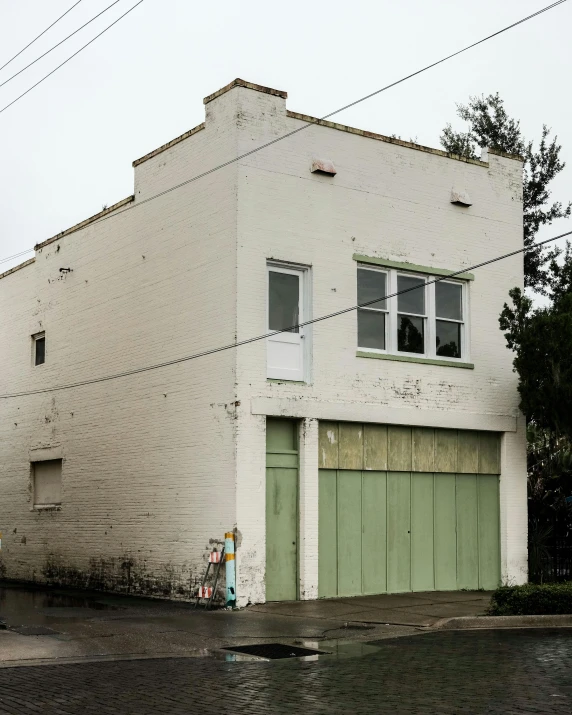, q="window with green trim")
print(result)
[357,265,468,361]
